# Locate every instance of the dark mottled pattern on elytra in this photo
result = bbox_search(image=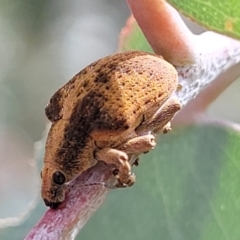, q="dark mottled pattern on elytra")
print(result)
[45,90,63,122]
[46,50,178,175]
[94,71,110,84]
[56,90,129,172]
